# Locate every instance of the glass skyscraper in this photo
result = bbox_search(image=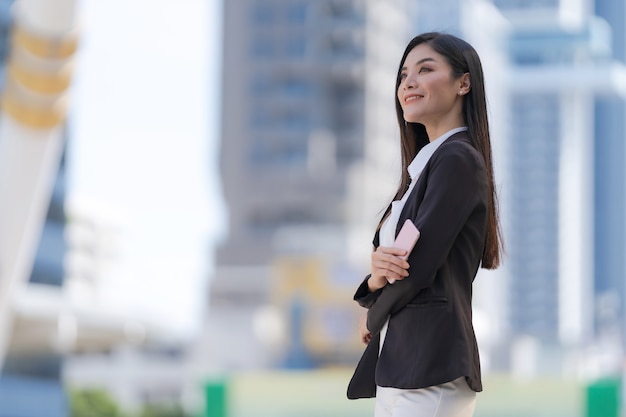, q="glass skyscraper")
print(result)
[217,0,367,267]
[490,0,626,374]
[593,0,626,347]
[210,0,626,375]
